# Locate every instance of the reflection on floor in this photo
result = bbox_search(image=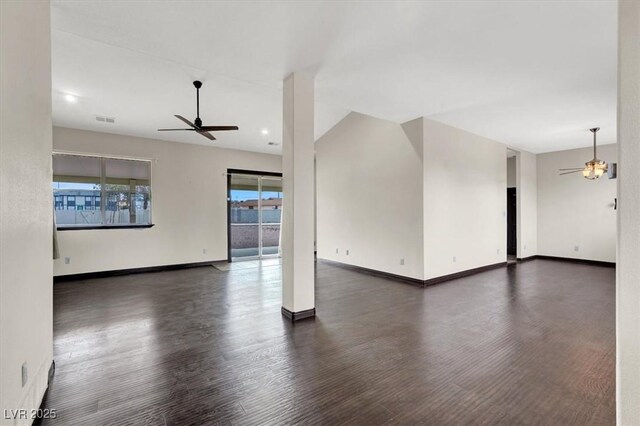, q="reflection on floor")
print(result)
[213,258,281,272]
[507,254,517,264]
[43,259,615,425]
